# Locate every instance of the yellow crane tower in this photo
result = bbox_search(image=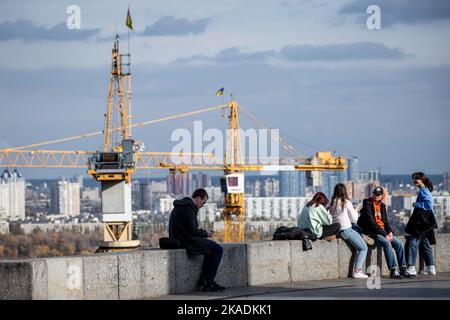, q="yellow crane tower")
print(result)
[0,37,347,247]
[86,35,142,252]
[214,100,347,242]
